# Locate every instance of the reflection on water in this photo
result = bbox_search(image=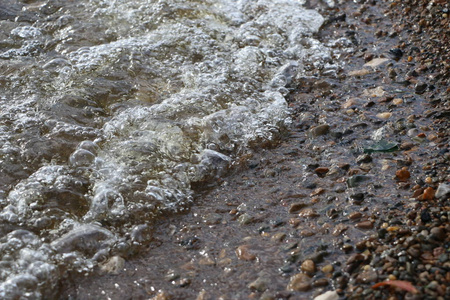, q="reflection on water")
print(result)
[0,0,333,298]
